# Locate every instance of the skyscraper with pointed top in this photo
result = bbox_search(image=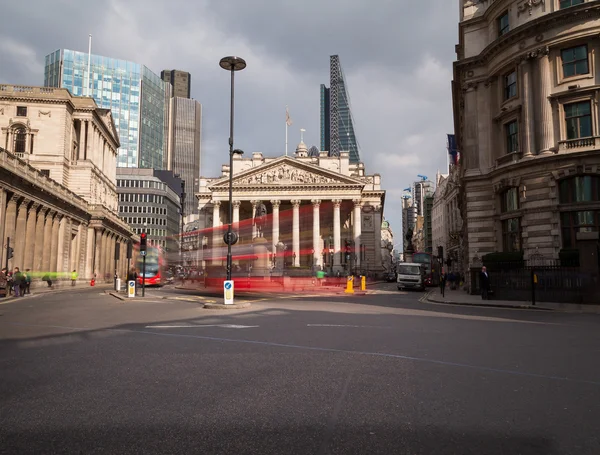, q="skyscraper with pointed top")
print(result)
[320,55,361,163]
